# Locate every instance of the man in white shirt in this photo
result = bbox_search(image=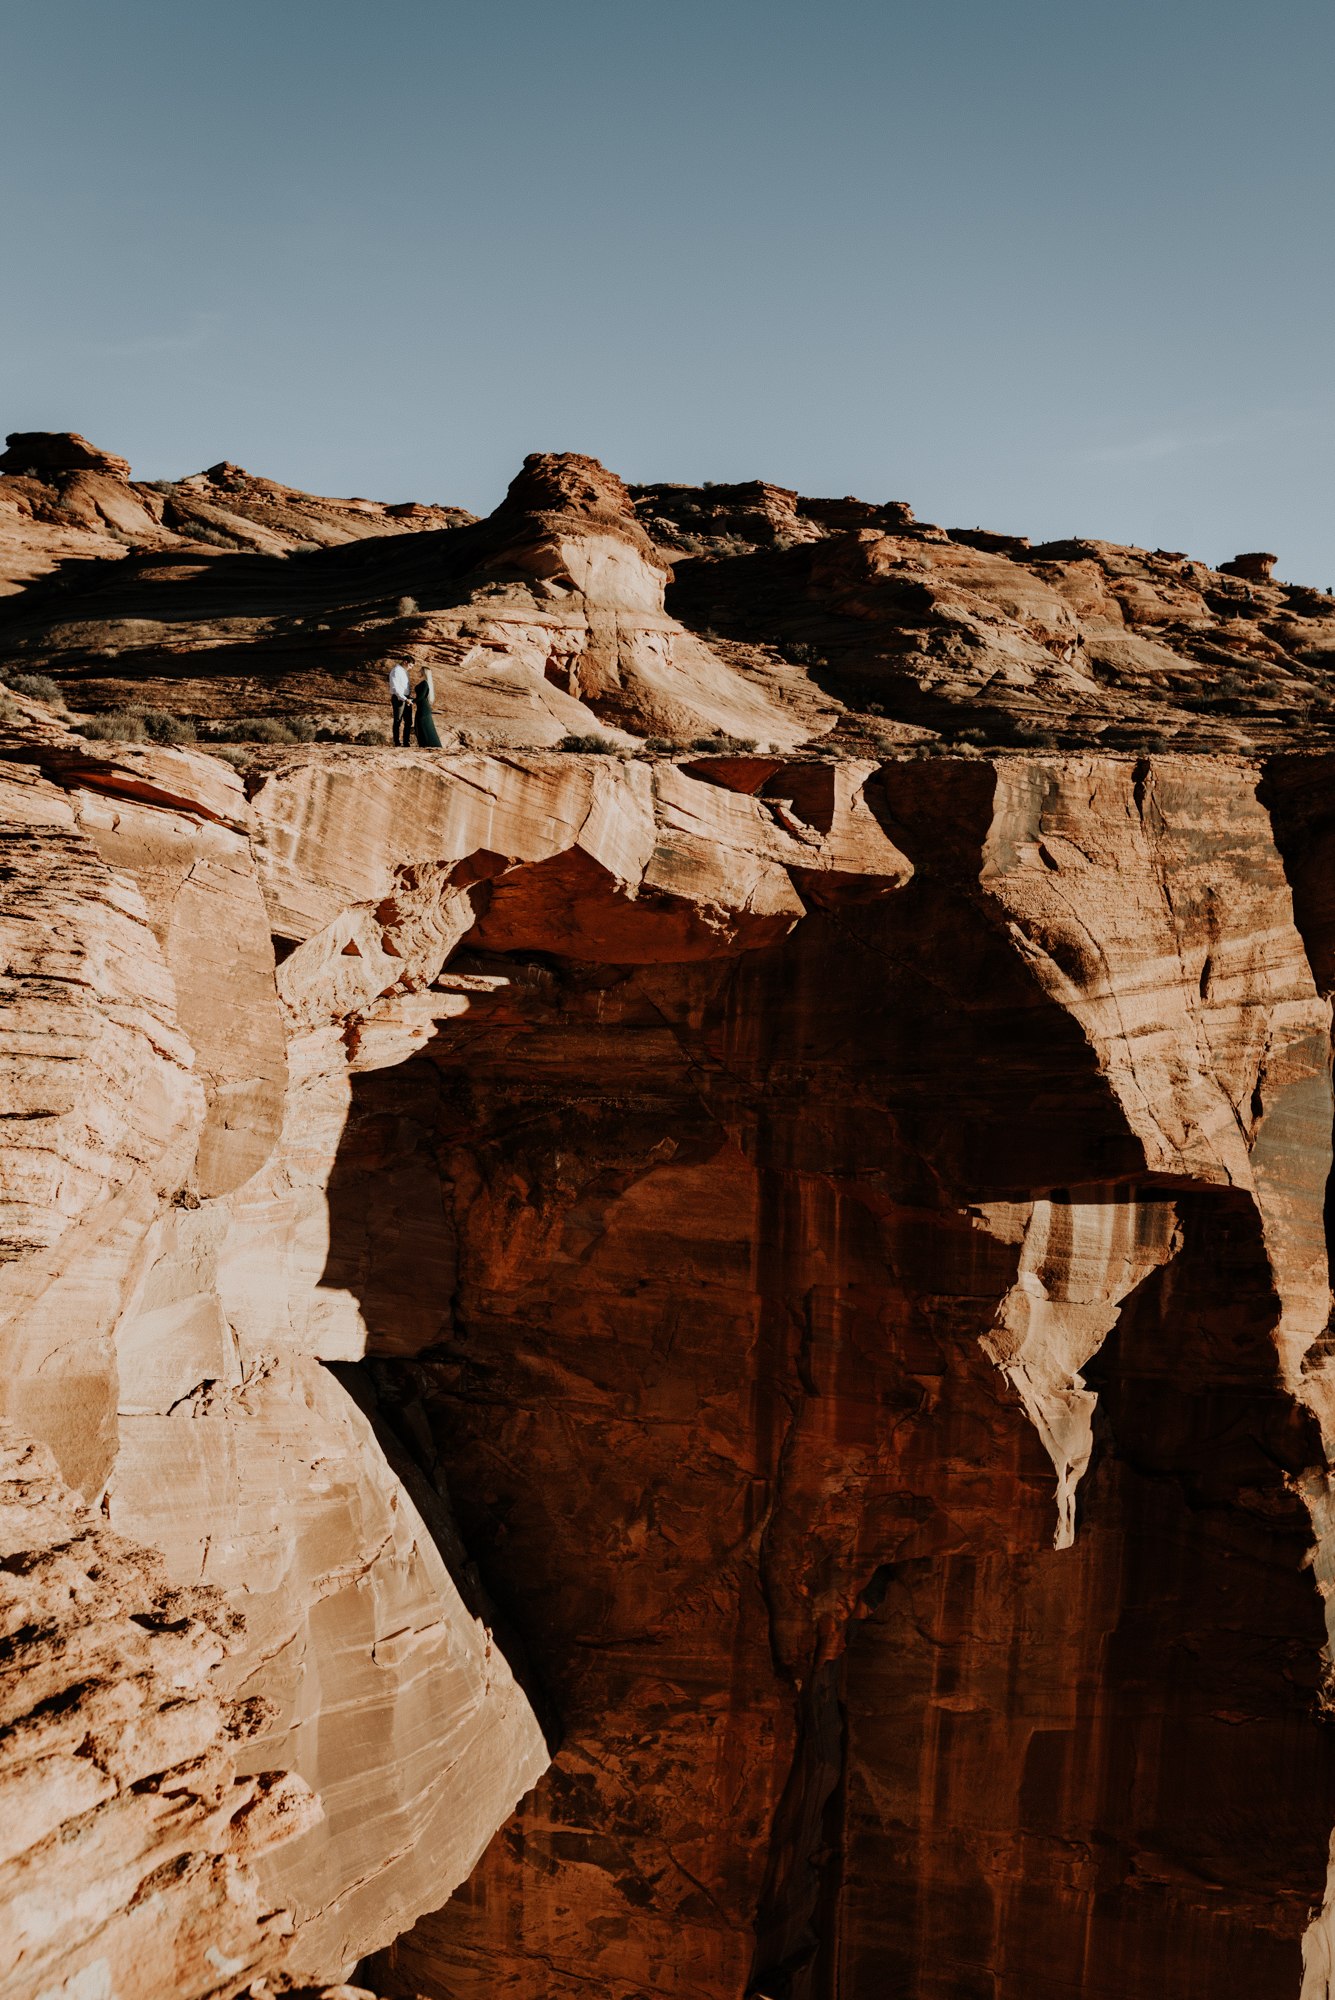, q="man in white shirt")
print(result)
[388,660,412,745]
